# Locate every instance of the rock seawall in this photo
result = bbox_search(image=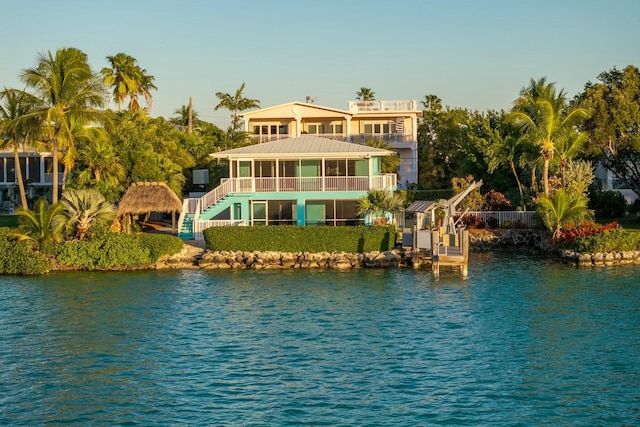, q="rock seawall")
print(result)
[156,247,406,270]
[469,229,551,252]
[558,249,640,267]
